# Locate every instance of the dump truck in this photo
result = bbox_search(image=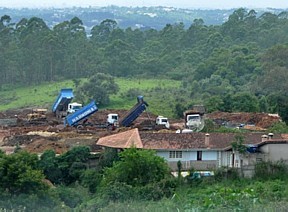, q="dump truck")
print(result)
[64,101,119,129]
[65,101,98,127]
[184,105,205,132]
[156,116,170,129]
[120,96,149,127]
[52,88,82,118]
